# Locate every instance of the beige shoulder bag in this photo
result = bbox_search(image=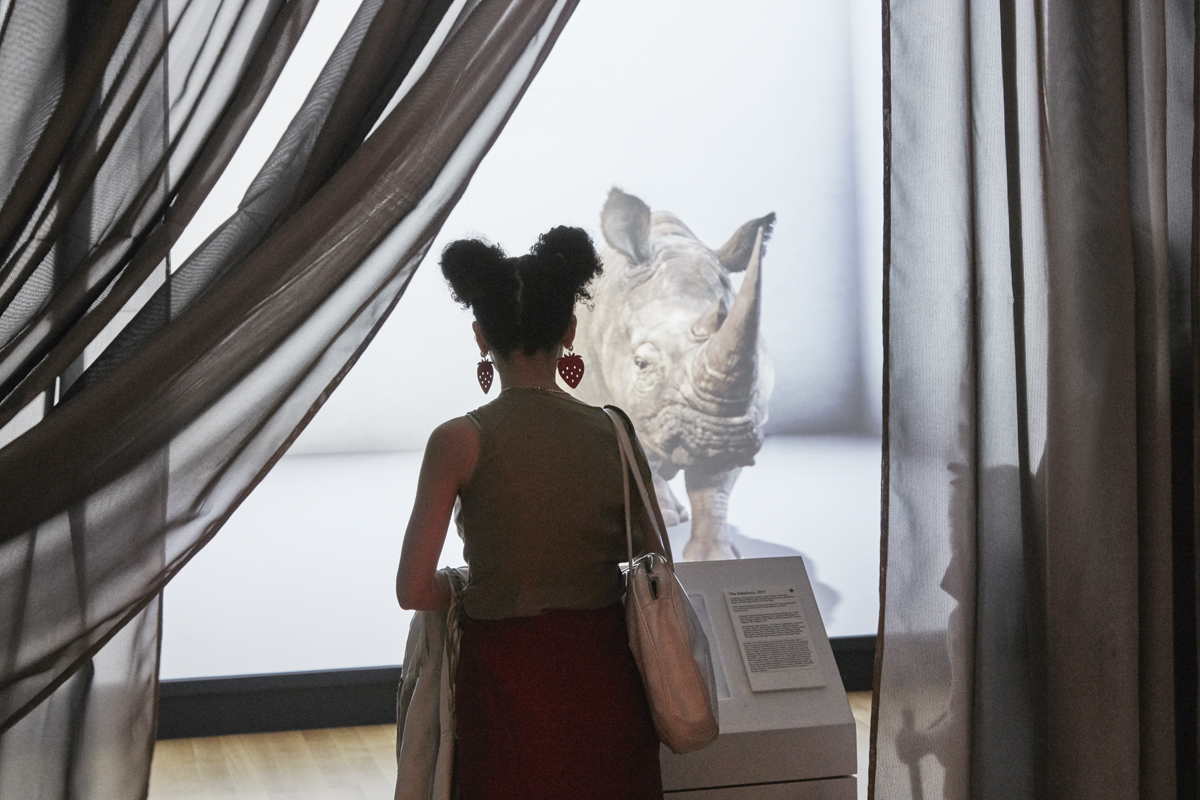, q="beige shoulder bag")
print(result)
[604,407,720,754]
